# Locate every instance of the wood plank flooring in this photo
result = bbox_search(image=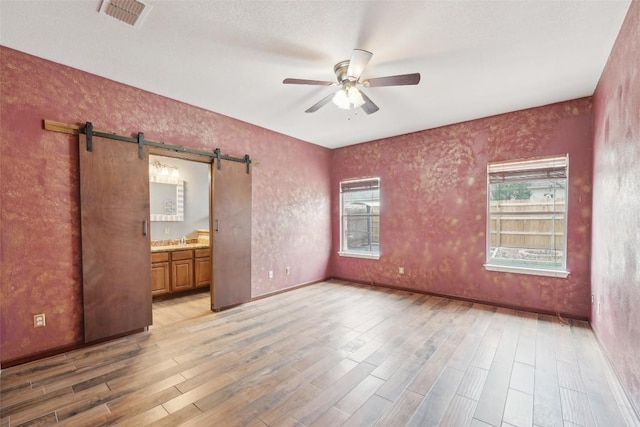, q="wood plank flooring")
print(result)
[150,289,212,328]
[1,280,638,426]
